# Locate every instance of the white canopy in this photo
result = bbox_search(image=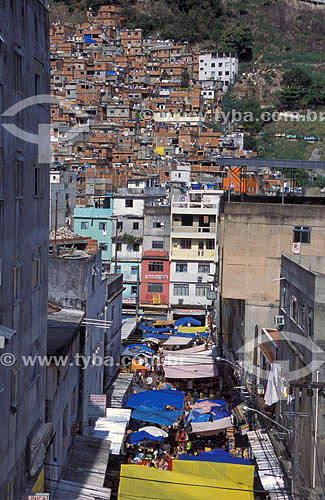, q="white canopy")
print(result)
[190,417,233,435]
[88,408,132,455]
[163,336,192,347]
